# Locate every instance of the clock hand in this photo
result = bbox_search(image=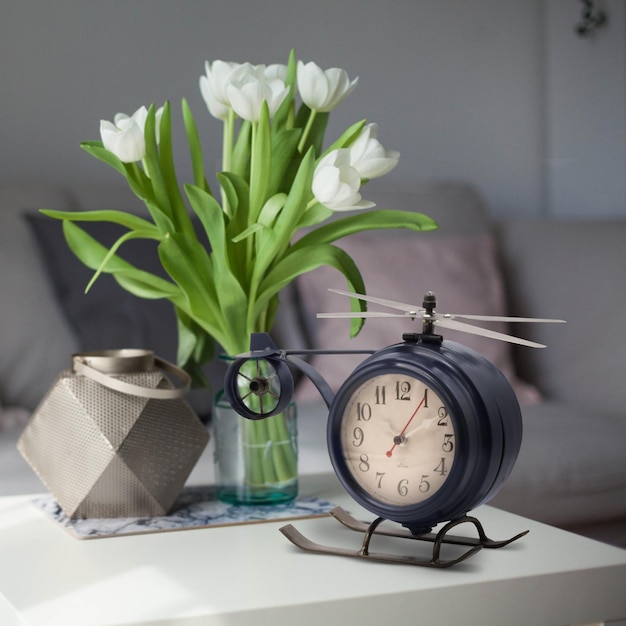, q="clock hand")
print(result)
[386,392,427,458]
[404,417,436,439]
